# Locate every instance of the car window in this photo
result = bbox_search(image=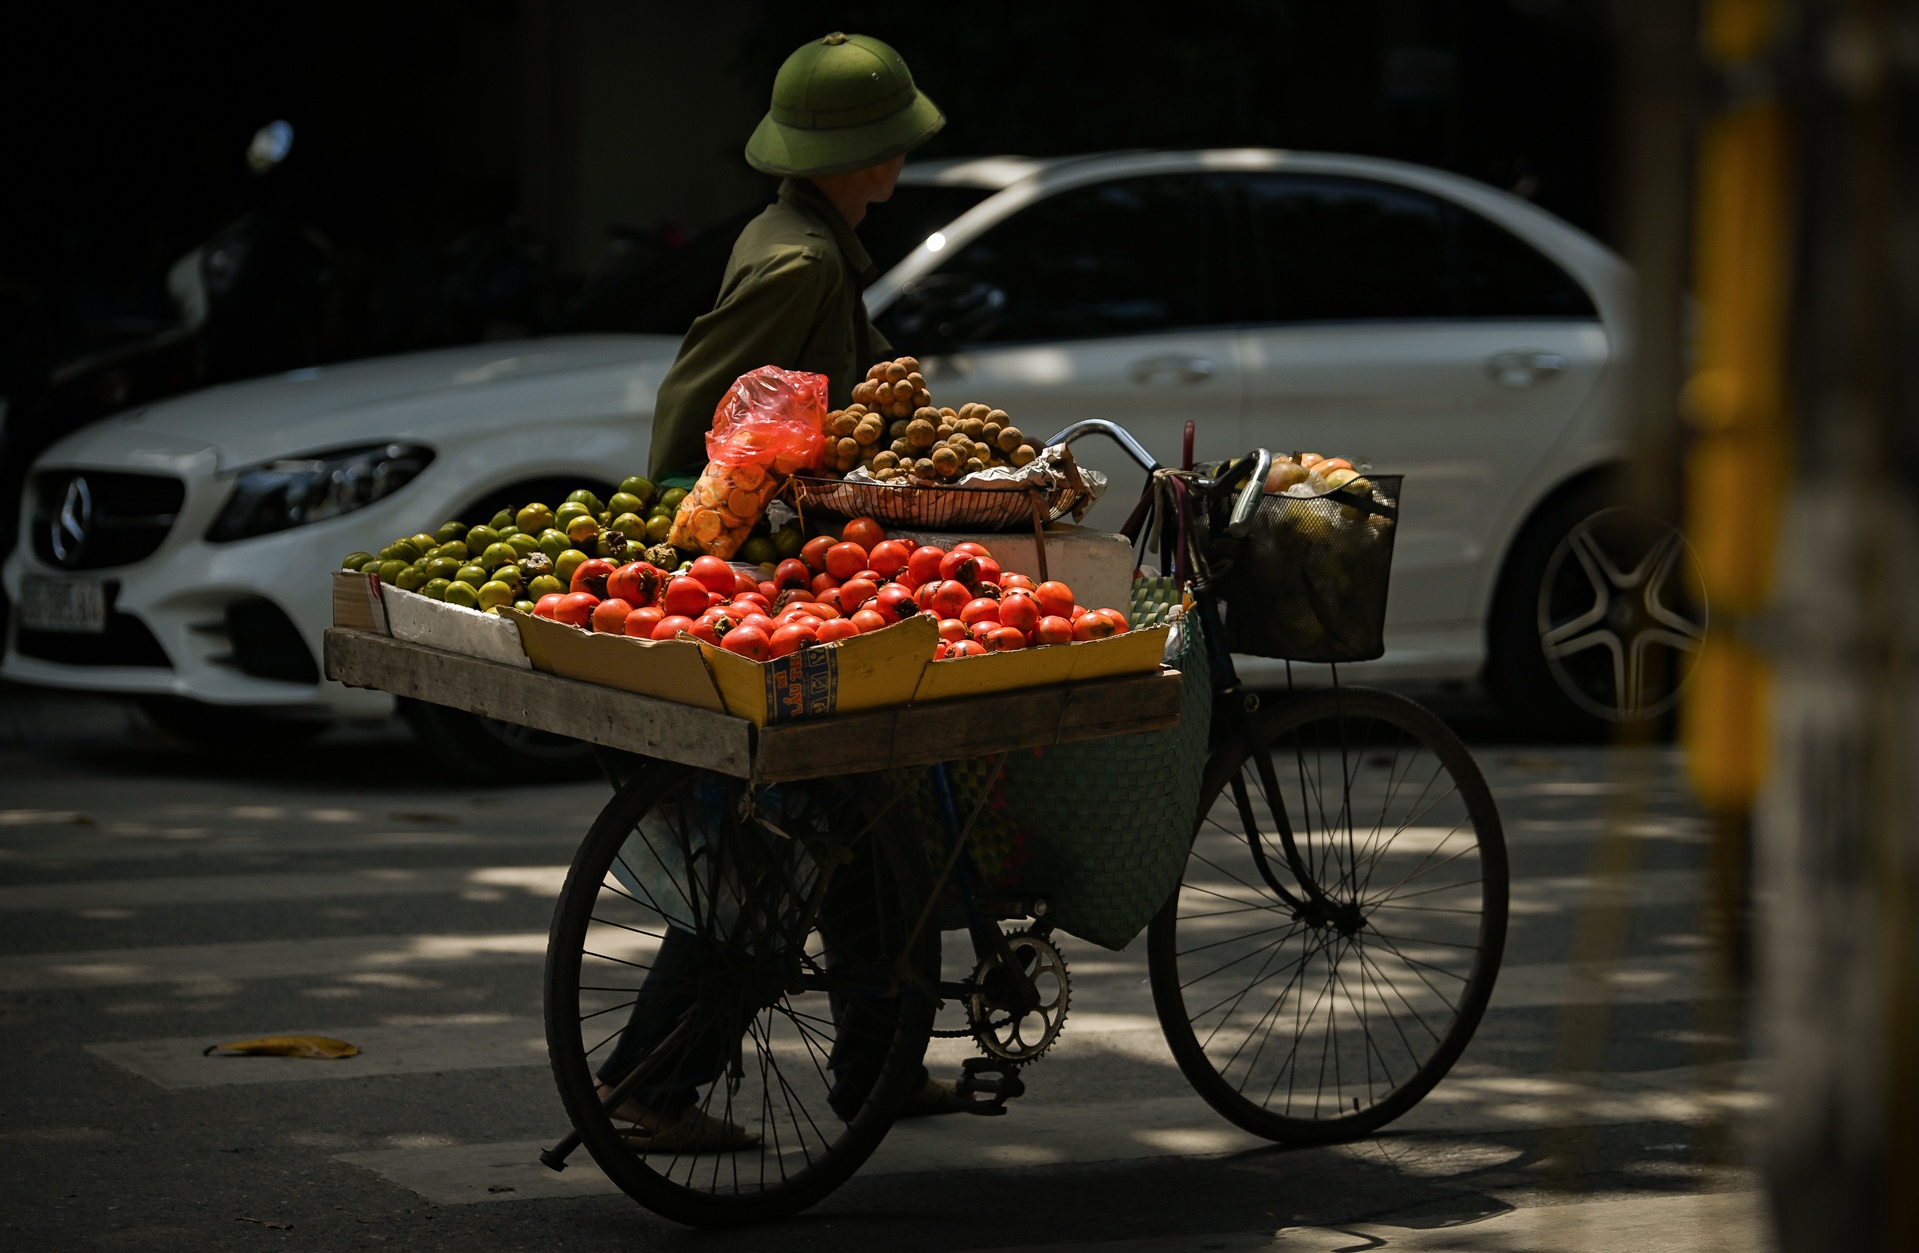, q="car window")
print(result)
[879,175,1228,349]
[1454,209,1597,317]
[1241,174,1595,323]
[561,184,992,337]
[858,184,995,277]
